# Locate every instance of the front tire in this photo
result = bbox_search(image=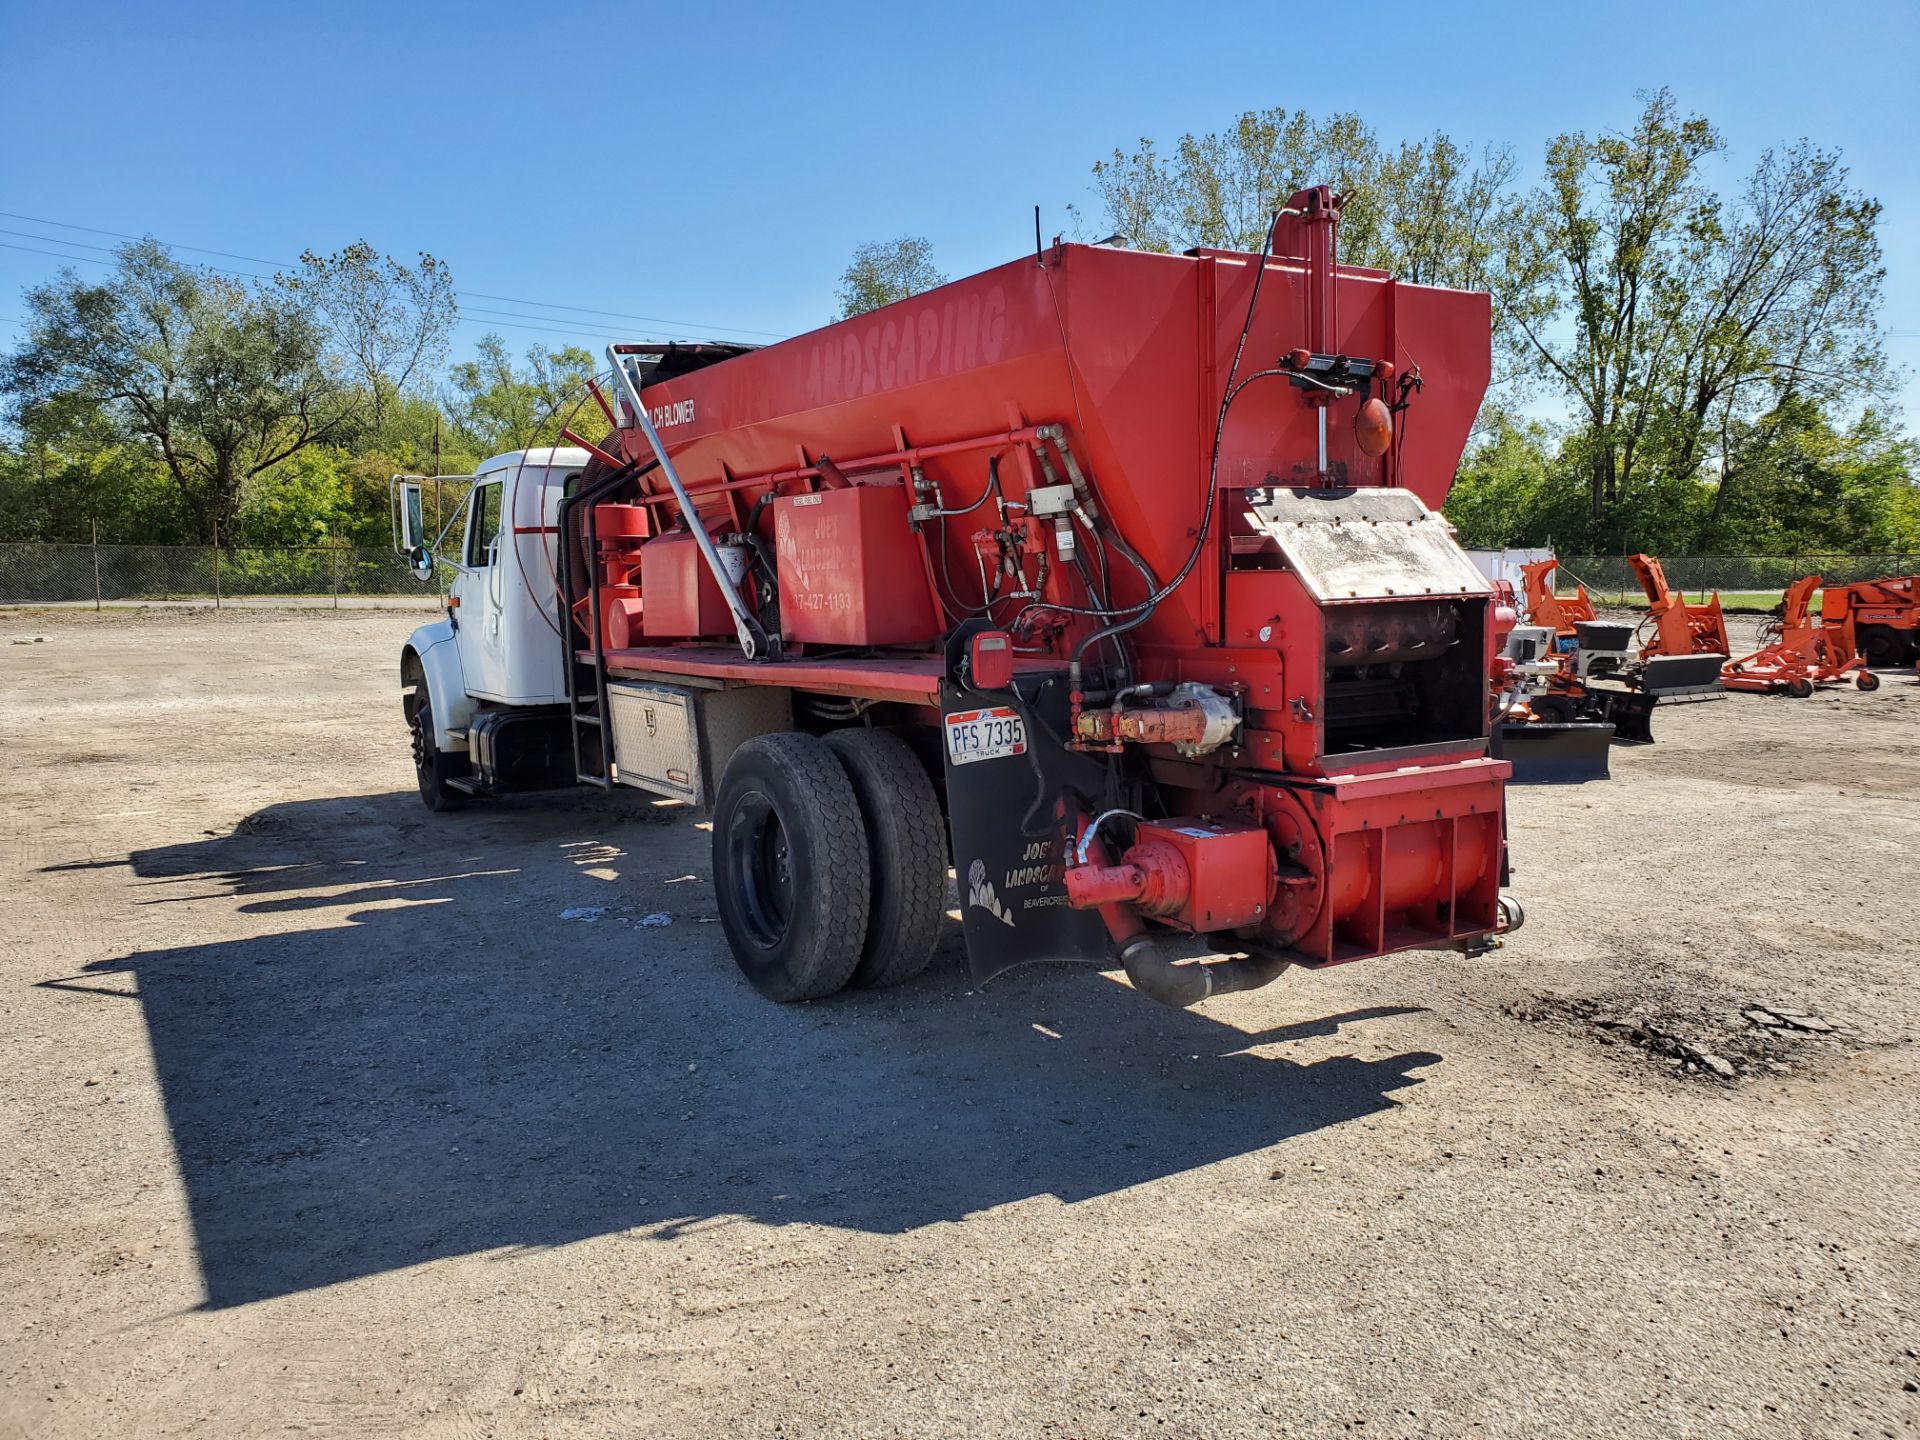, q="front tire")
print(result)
[712,733,871,1002]
[410,698,468,812]
[826,728,948,989]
